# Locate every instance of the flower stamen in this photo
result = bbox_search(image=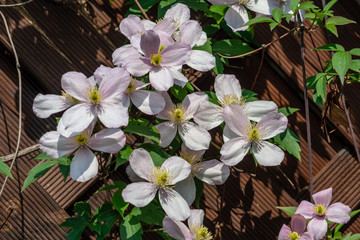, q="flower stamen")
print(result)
[191,224,213,240]
[166,104,189,124]
[314,204,326,216]
[61,91,80,105]
[288,232,300,240]
[75,134,88,146]
[151,54,162,66]
[150,167,173,188]
[125,78,137,94]
[218,94,245,108]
